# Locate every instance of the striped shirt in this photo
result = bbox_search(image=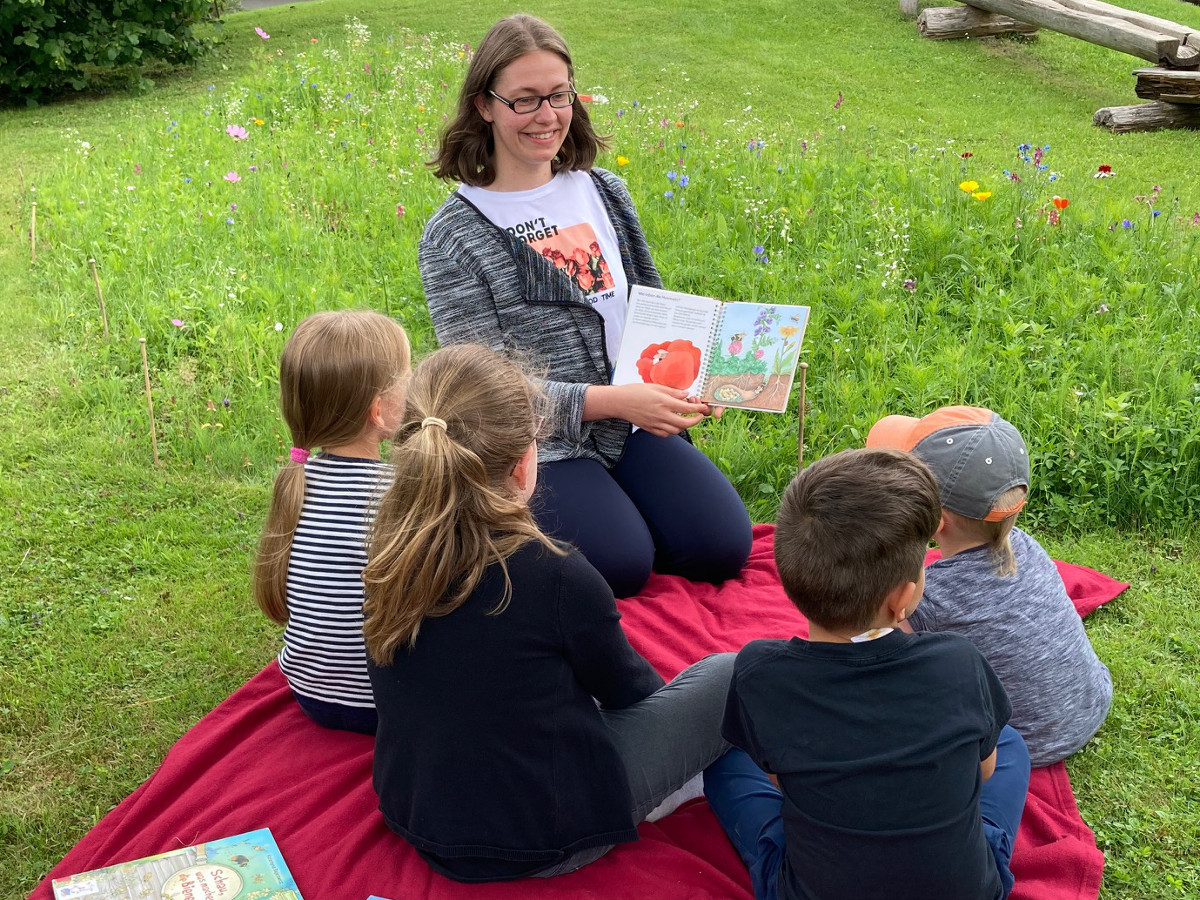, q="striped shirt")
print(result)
[278,453,391,708]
